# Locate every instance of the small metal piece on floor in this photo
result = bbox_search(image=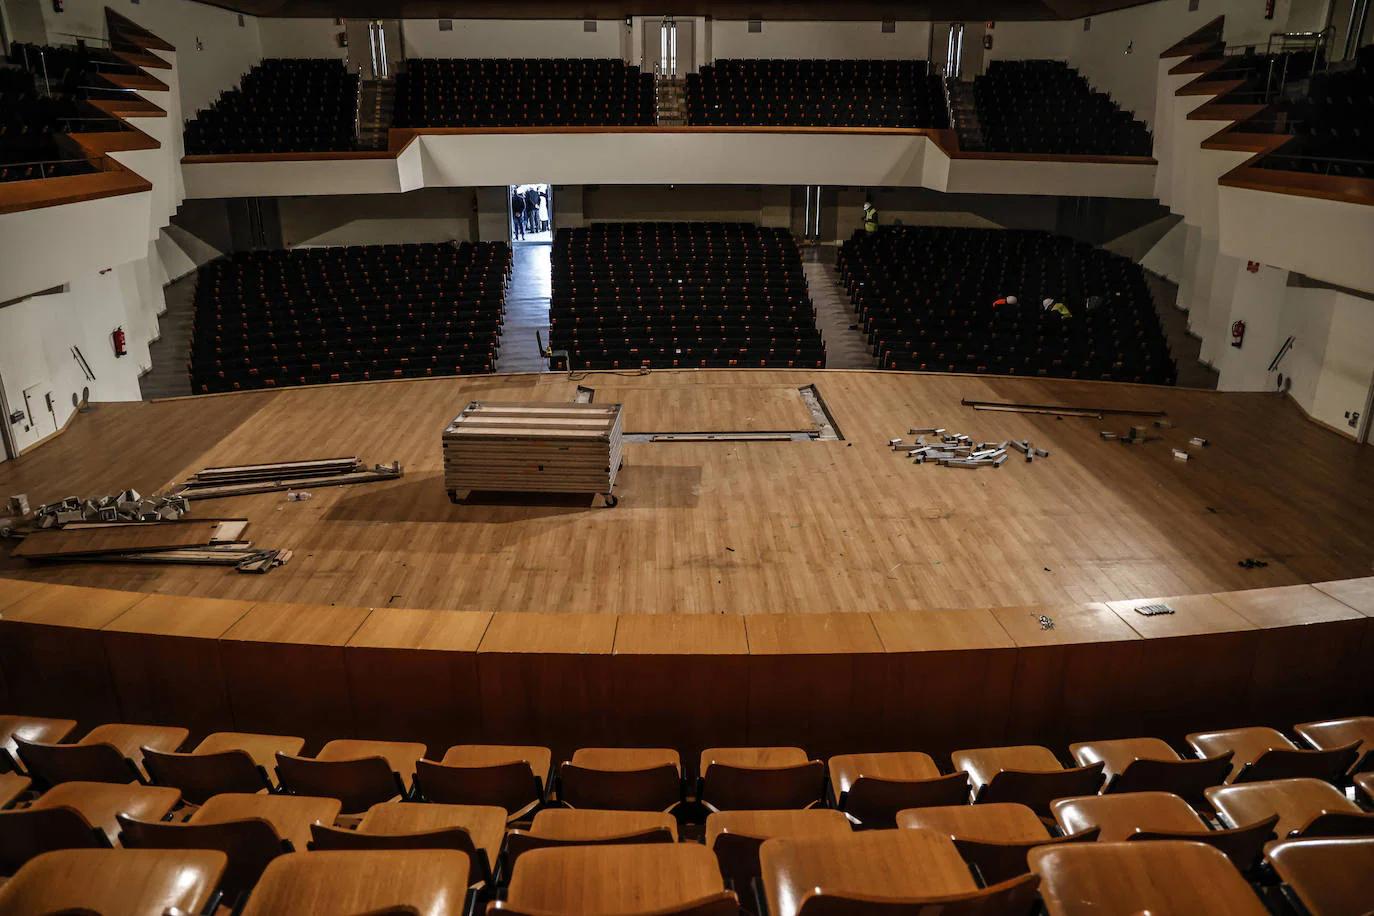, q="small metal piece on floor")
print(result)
[1190,437,1209,447]
[1173,449,1190,461]
[1038,615,1055,630]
